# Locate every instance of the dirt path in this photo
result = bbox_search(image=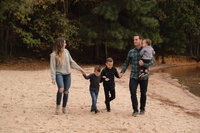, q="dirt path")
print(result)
[0,66,200,133]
